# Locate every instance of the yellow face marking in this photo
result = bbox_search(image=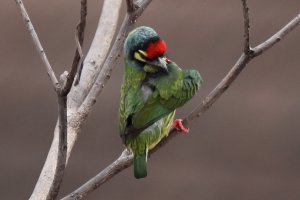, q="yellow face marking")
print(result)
[134,51,146,62]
